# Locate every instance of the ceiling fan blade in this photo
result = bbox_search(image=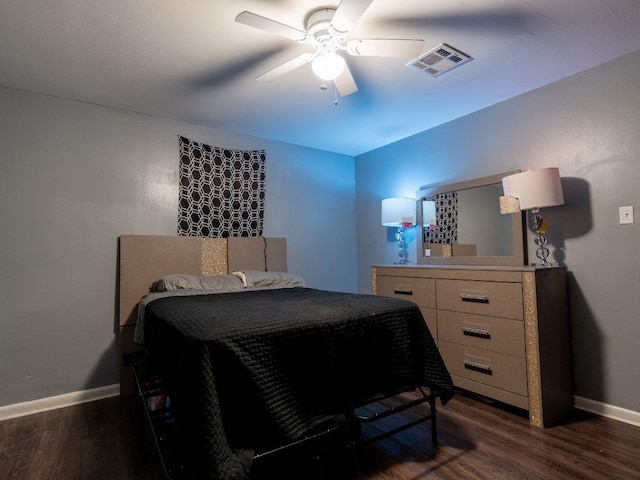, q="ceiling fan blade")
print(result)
[346,39,424,58]
[330,0,374,36]
[335,63,358,96]
[381,10,531,34]
[256,53,316,82]
[236,11,313,43]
